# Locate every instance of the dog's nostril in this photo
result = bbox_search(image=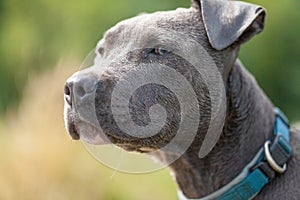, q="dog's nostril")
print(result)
[64,84,71,96]
[64,83,73,106]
